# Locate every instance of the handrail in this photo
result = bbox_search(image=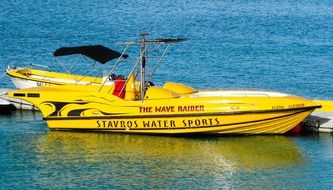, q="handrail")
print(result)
[29,63,51,71]
[99,44,130,92]
[108,45,148,95]
[147,44,170,81]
